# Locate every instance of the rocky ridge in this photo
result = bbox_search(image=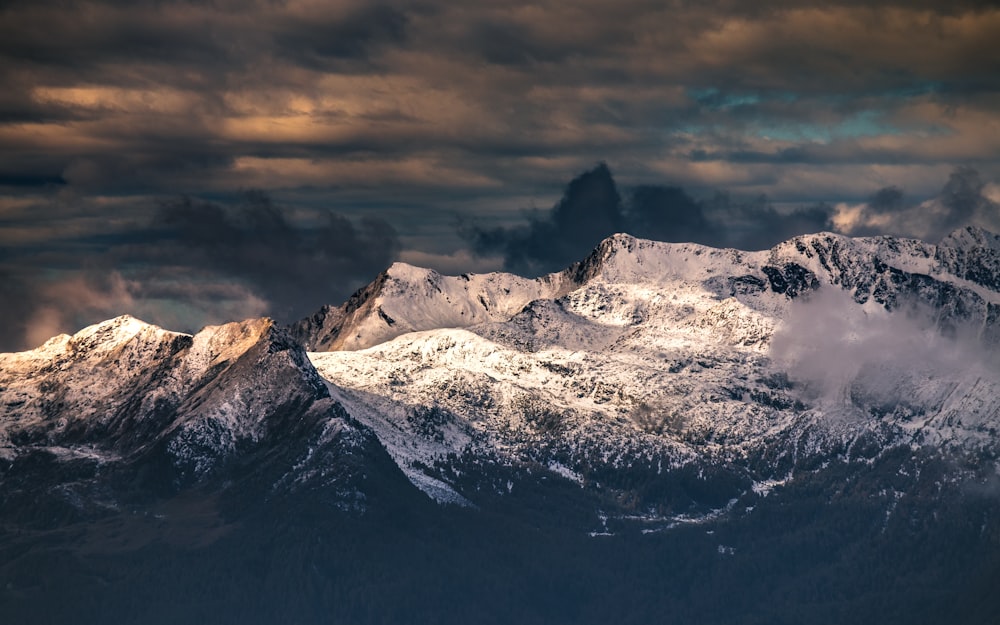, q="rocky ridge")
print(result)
[1,227,999,525]
[306,227,1000,515]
